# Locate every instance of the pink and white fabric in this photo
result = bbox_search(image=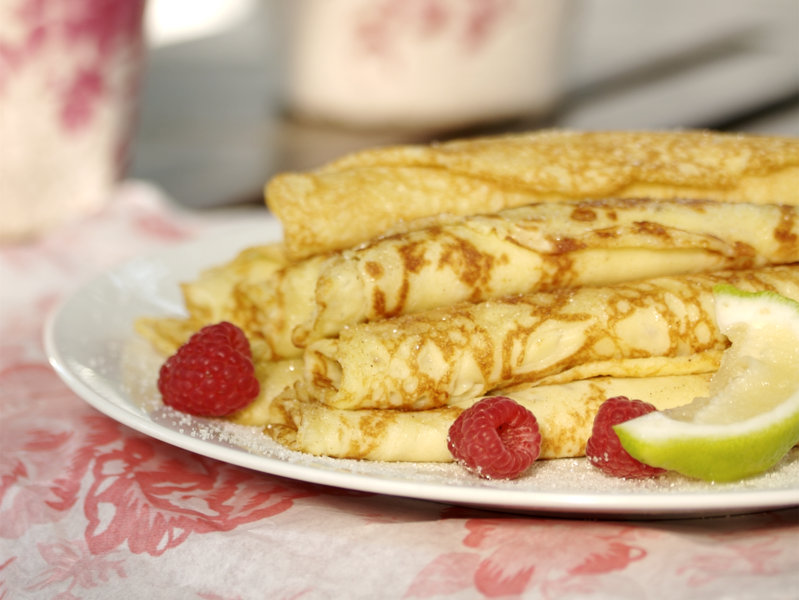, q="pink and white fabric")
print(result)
[1,183,798,599]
